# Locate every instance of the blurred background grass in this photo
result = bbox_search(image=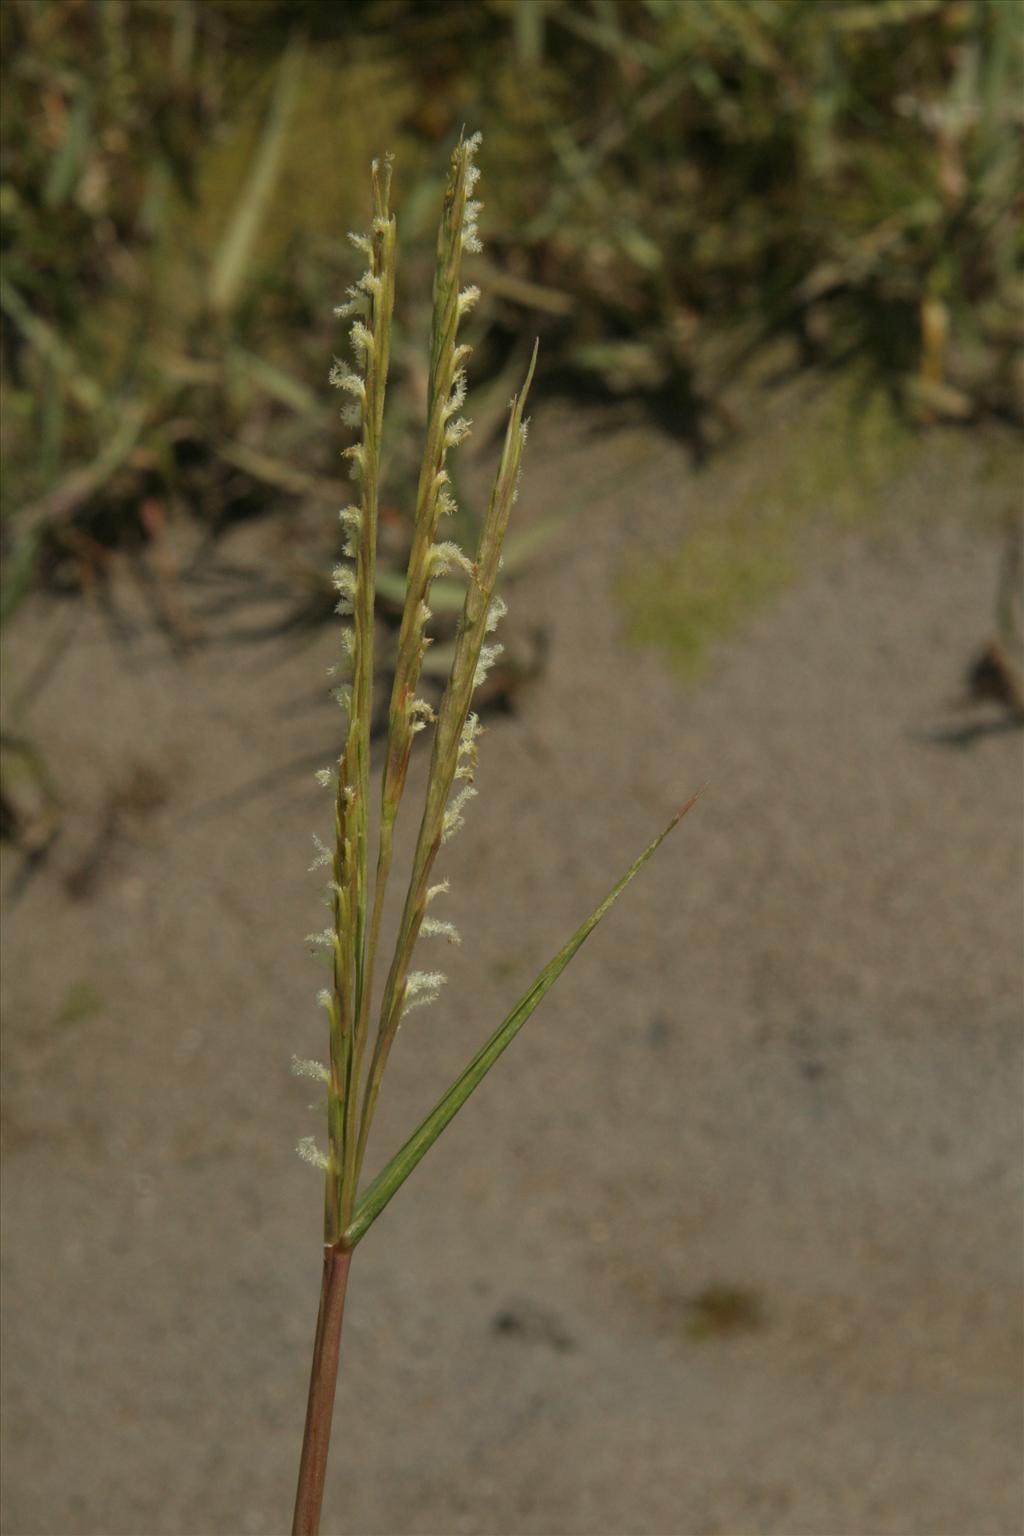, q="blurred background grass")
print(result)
[1,0,1021,824]
[2,0,1021,610]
